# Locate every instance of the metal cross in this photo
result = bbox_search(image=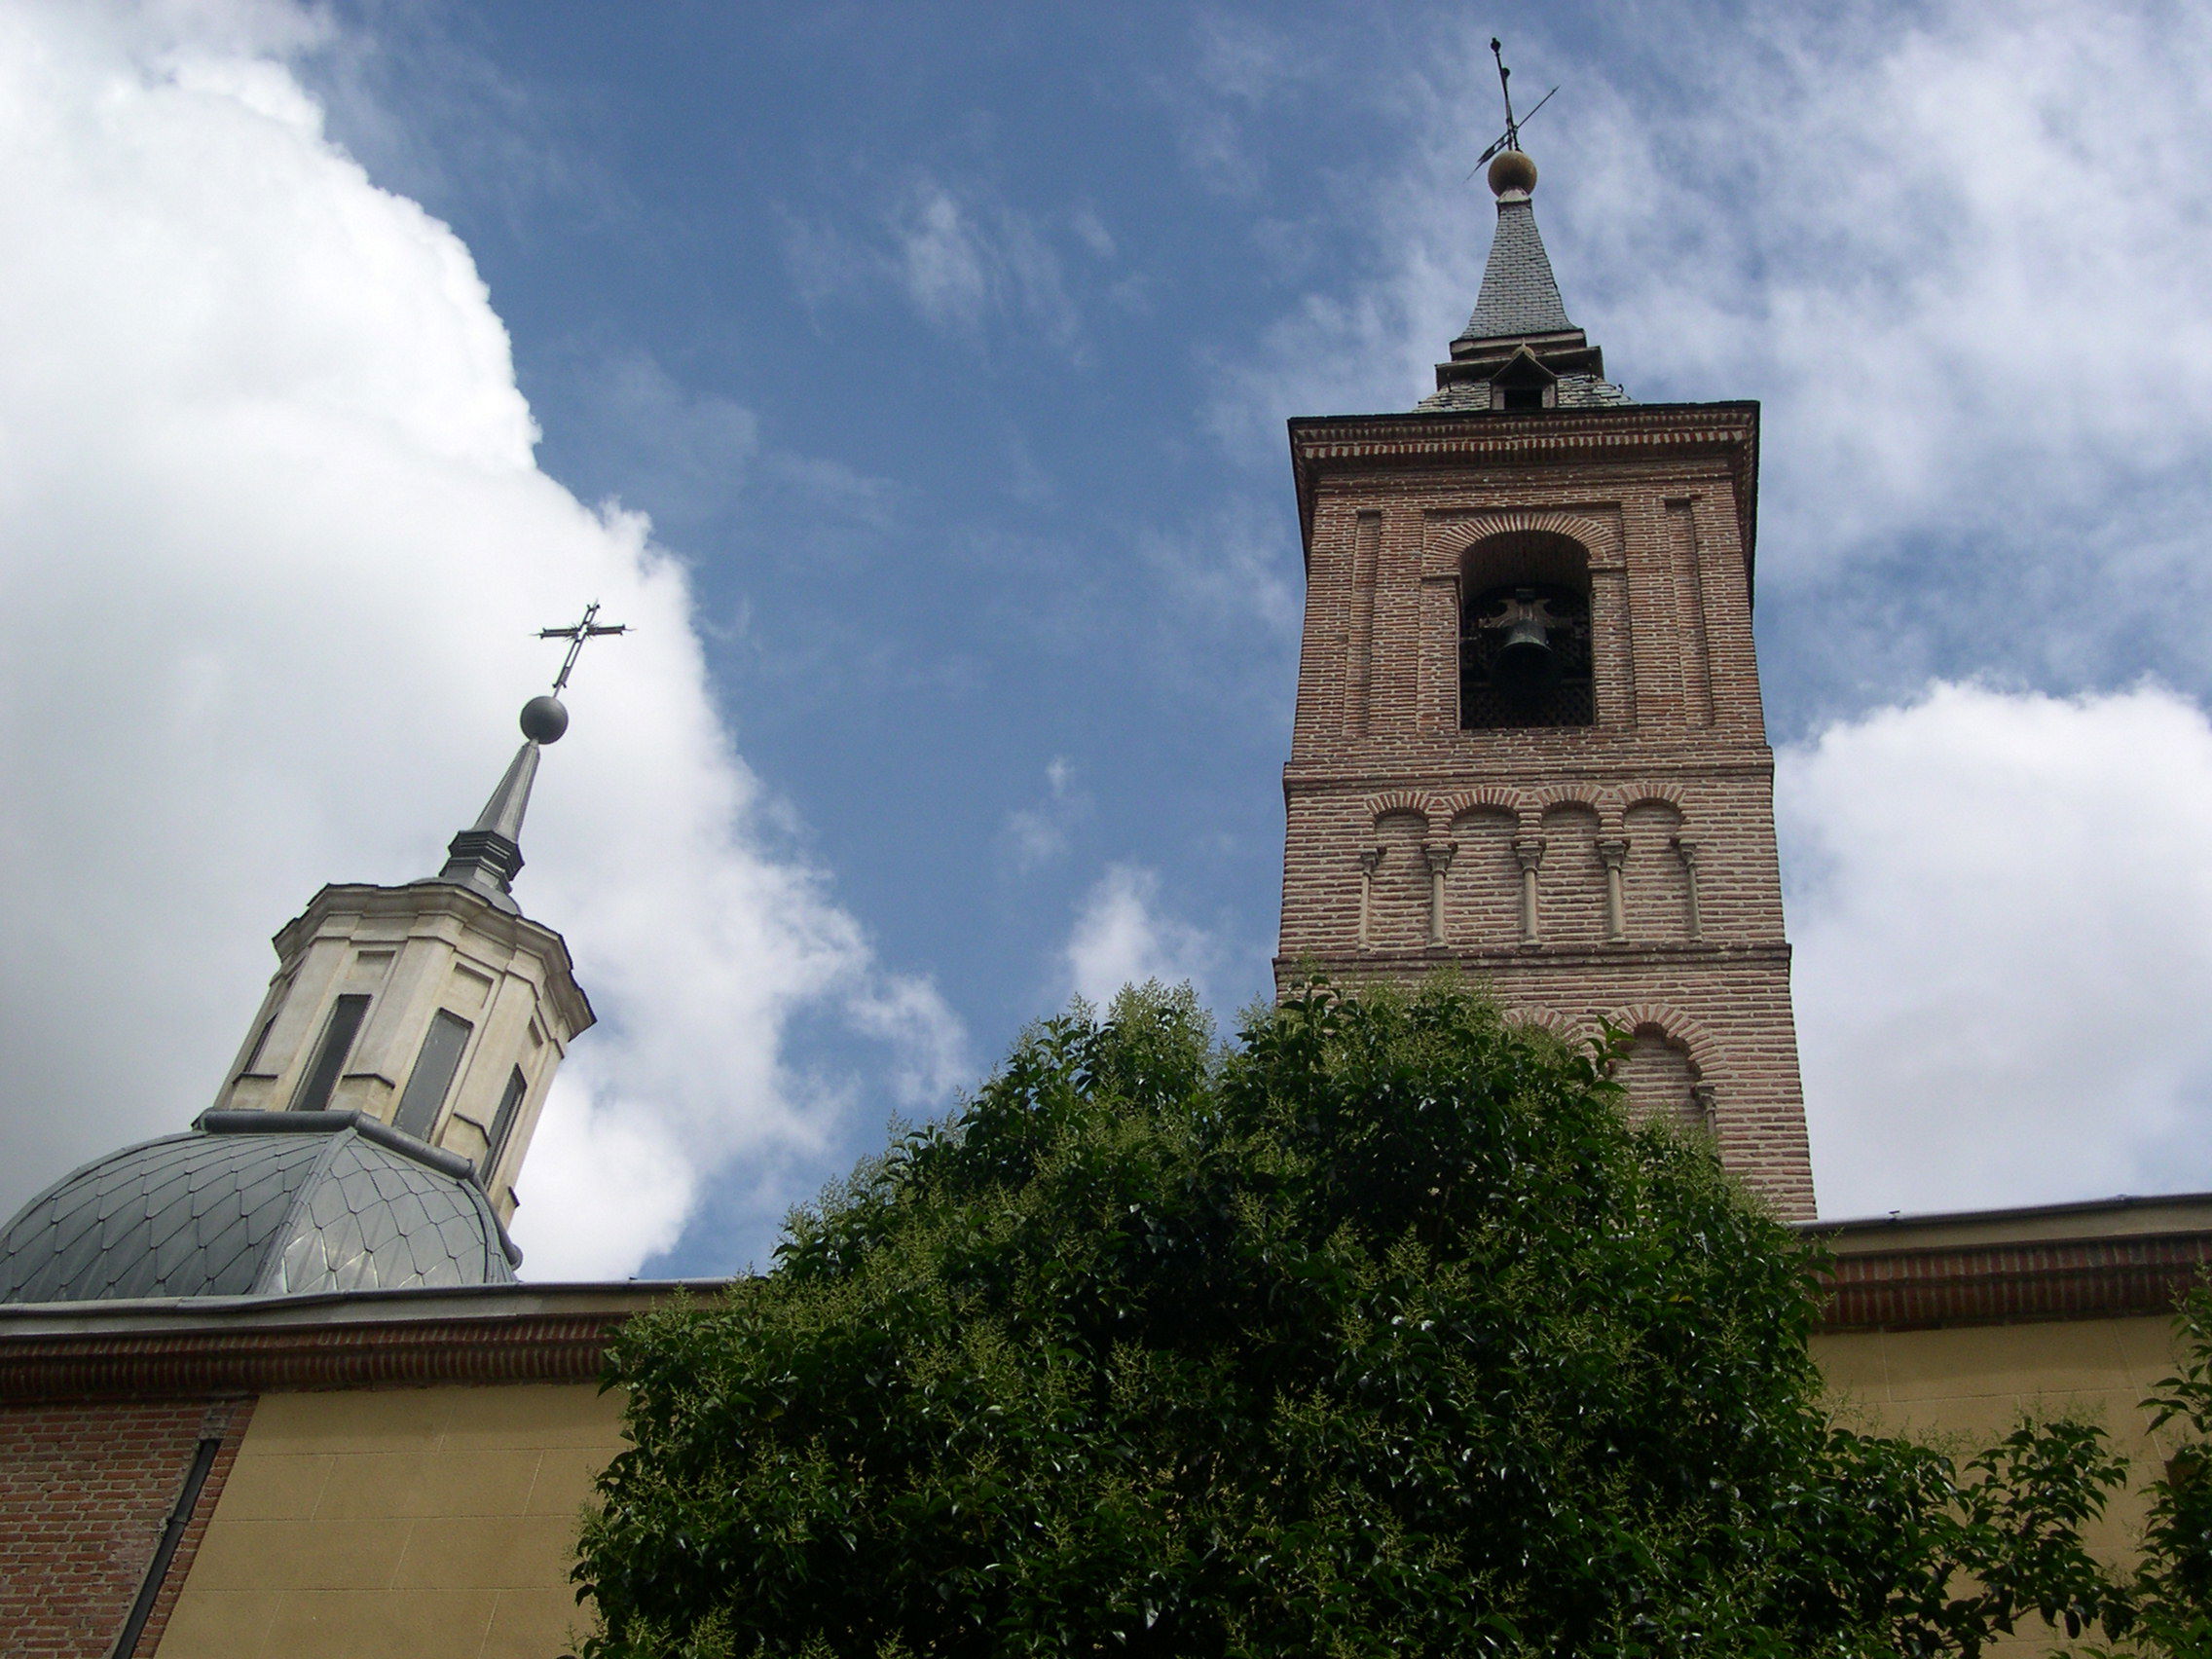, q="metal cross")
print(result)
[537,601,630,693]
[1472,38,1559,168]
